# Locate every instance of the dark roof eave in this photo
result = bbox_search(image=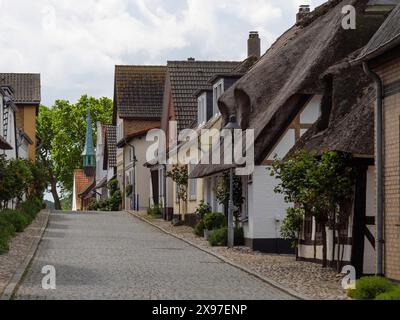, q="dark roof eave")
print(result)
[357,35,400,62]
[0,136,13,150]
